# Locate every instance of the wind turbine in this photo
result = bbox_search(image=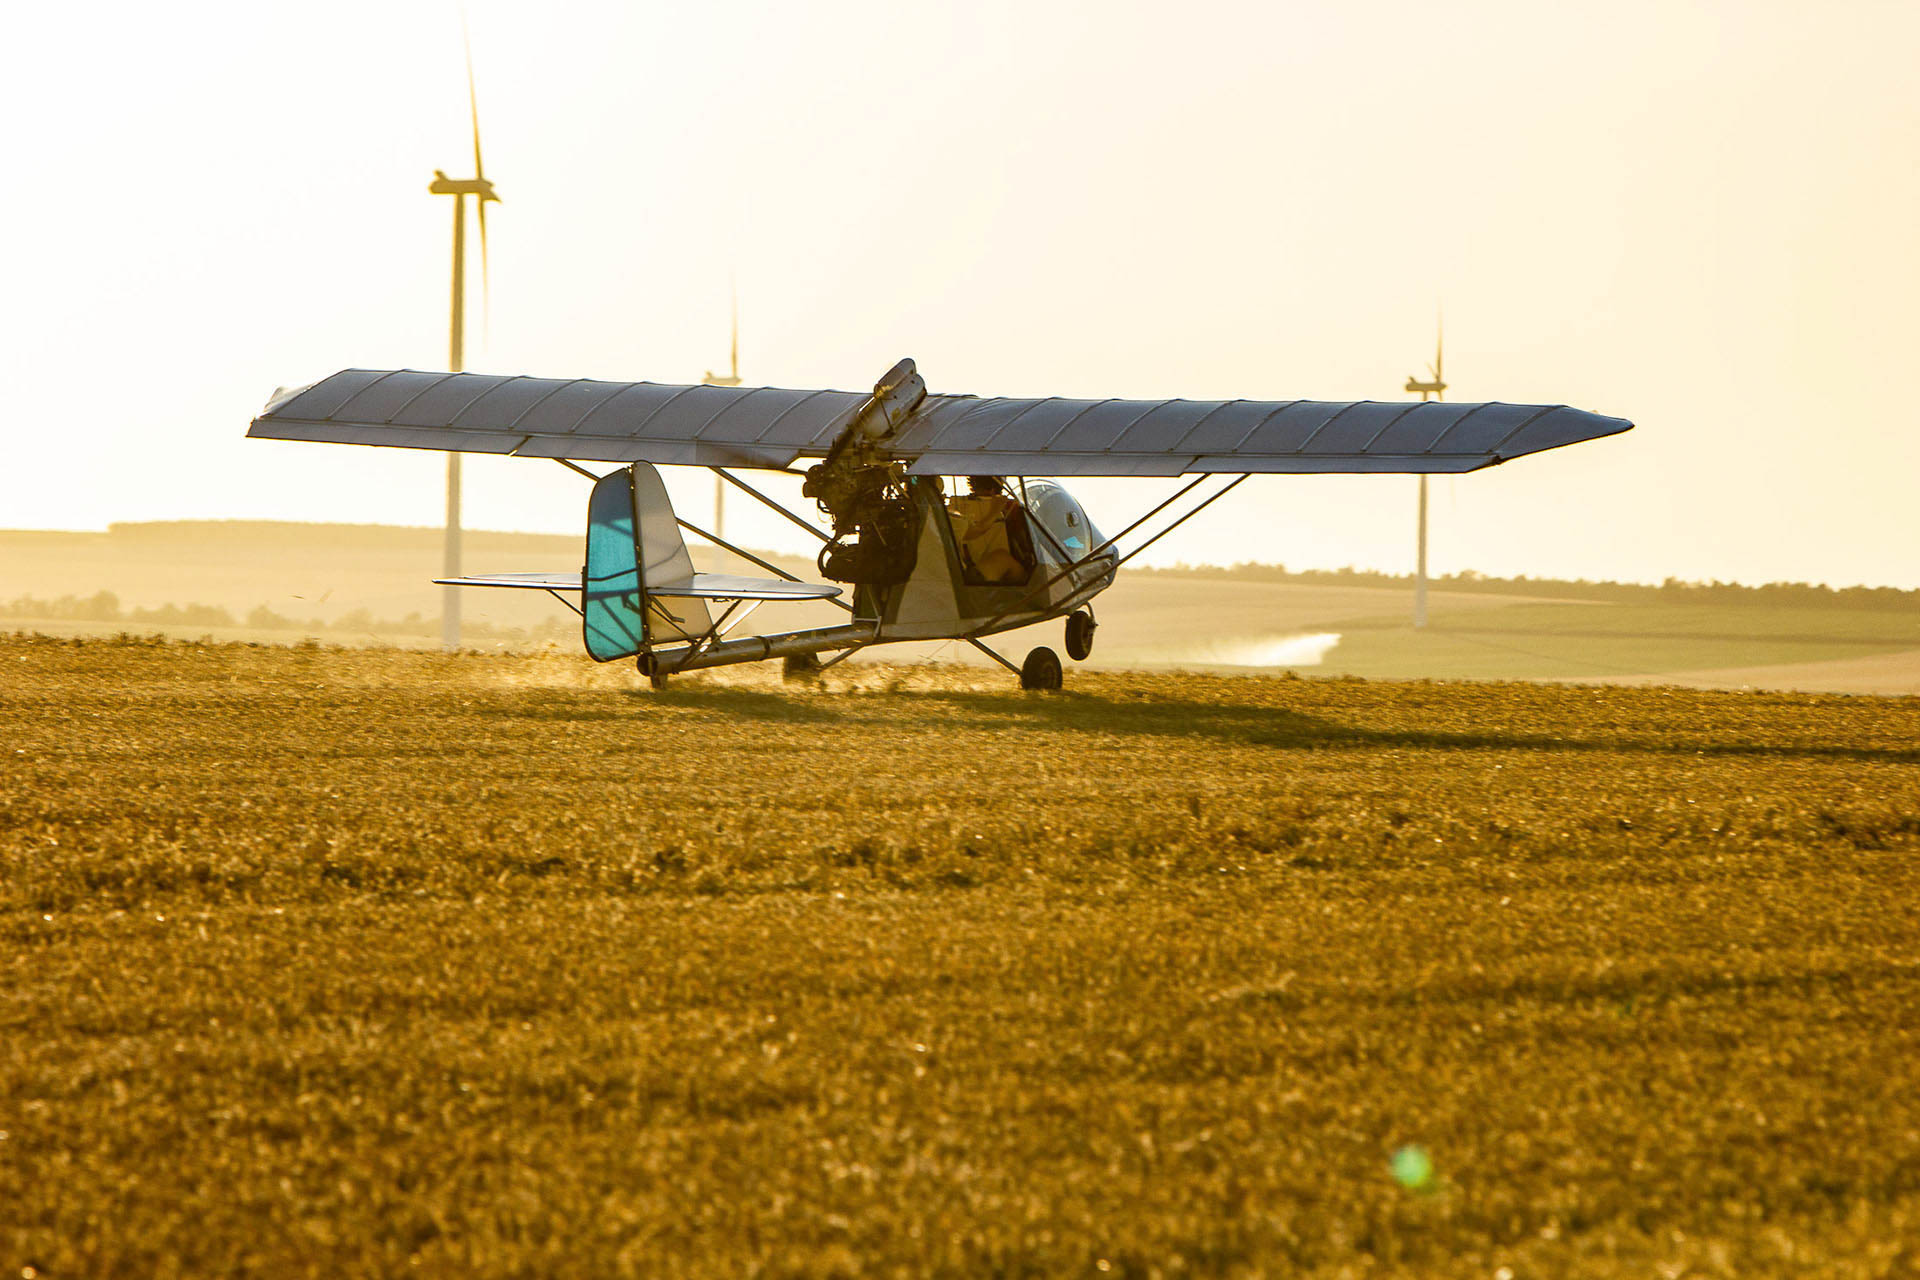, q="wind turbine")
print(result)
[702,286,741,539]
[1403,314,1445,630]
[426,28,498,650]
